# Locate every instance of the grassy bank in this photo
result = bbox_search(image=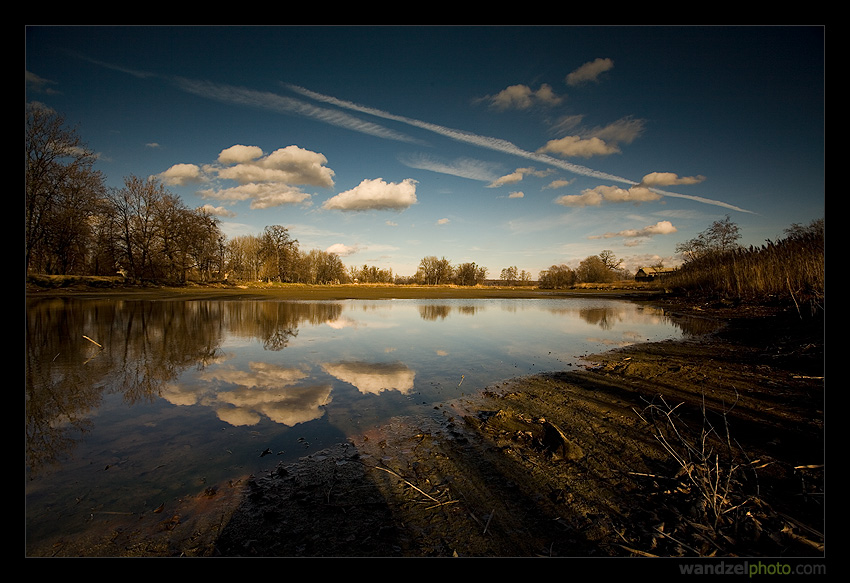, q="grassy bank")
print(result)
[26,275,666,301]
